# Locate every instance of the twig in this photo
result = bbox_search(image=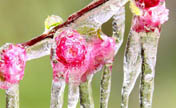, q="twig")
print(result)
[21,0,110,47]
